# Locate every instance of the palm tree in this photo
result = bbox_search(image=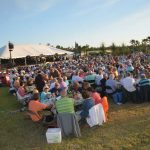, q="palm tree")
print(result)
[142,39,148,44]
[135,40,140,46]
[142,39,148,53]
[130,39,136,46]
[147,36,150,44]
